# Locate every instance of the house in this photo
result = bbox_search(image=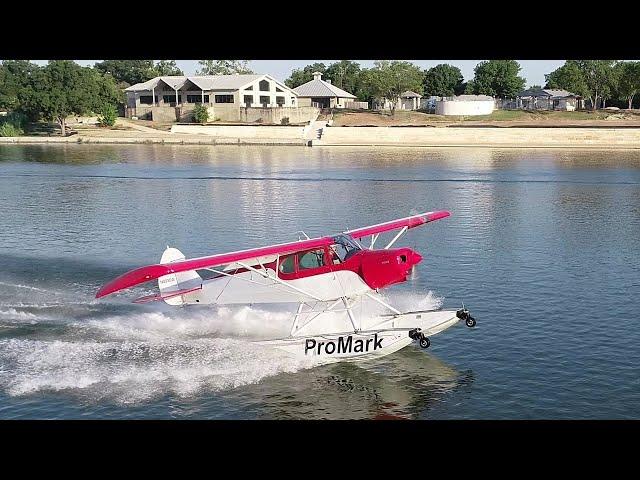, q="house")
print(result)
[293,72,357,109]
[373,91,425,111]
[124,74,316,123]
[516,88,582,111]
